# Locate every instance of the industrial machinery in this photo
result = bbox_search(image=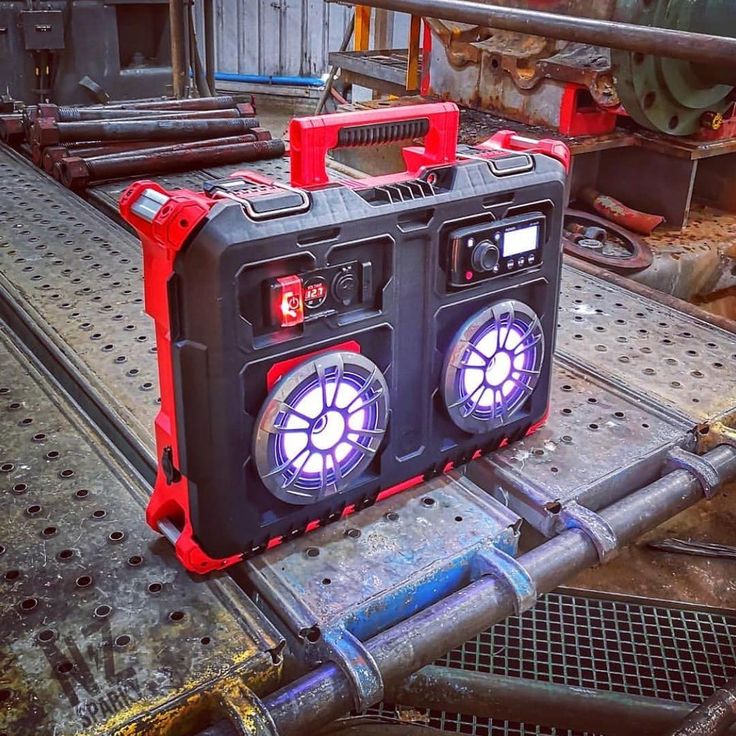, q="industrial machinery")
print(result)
[119,103,568,571]
[422,0,736,137]
[0,0,176,104]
